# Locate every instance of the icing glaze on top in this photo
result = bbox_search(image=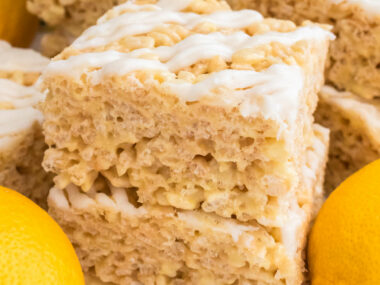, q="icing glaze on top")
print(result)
[50,24,333,76]
[154,27,333,71]
[0,41,49,72]
[72,9,263,49]
[0,79,44,108]
[44,48,303,123]
[163,64,304,123]
[0,79,44,149]
[43,1,334,123]
[44,50,169,80]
